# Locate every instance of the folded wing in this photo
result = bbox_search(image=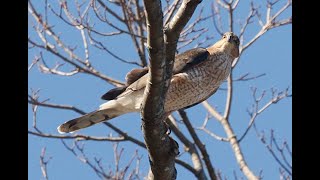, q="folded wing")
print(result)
[101,47,210,101]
